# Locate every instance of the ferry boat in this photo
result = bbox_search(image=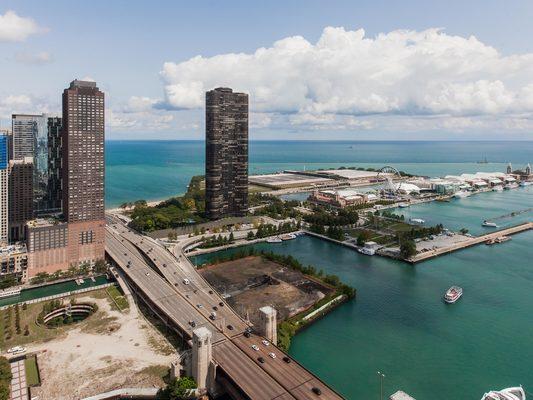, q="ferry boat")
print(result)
[280,233,296,241]
[481,386,525,400]
[443,286,463,304]
[0,287,21,299]
[266,237,282,243]
[482,220,498,228]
